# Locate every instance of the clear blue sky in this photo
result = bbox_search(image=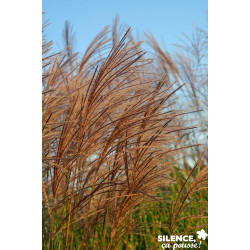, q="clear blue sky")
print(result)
[43,0,207,54]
